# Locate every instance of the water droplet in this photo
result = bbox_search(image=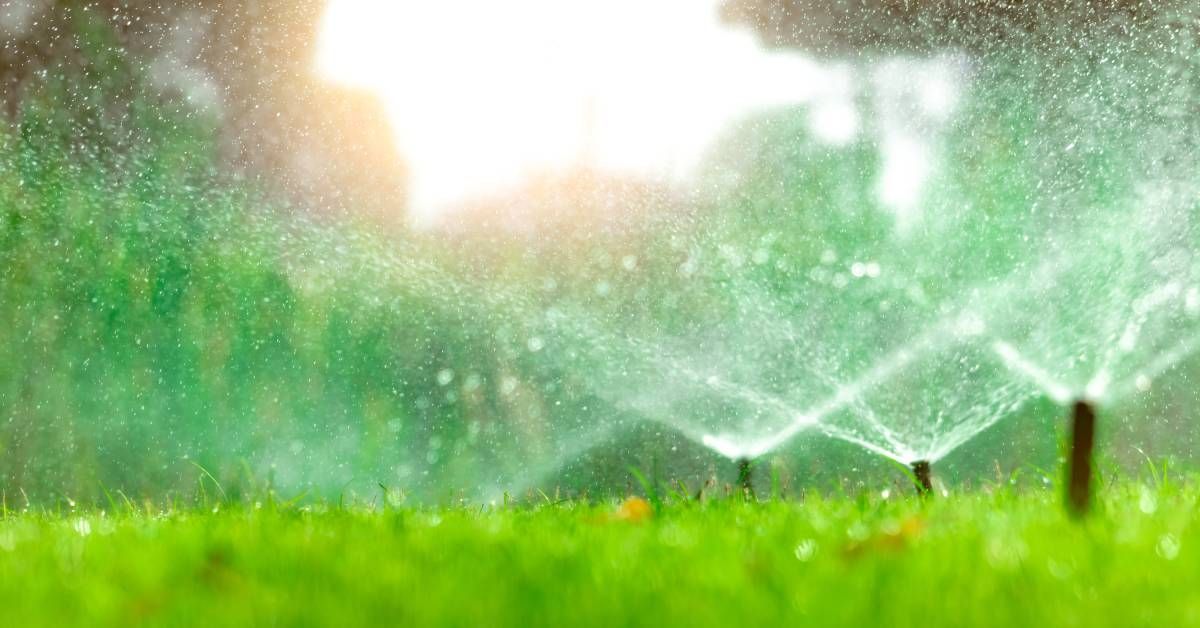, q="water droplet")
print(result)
[794,538,818,561]
[1138,487,1158,514]
[1046,559,1073,580]
[1187,288,1200,316]
[1157,534,1180,560]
